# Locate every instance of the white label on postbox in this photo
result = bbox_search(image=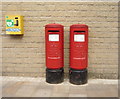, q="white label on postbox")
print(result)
[49,34,59,41]
[74,34,85,42]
